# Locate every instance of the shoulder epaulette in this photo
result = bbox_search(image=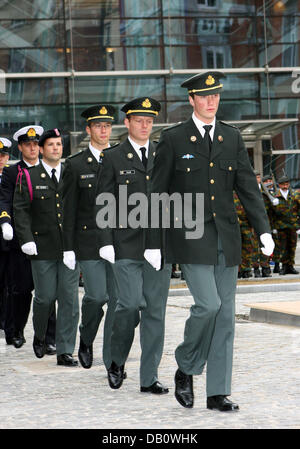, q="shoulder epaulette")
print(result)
[163,122,182,132]
[107,143,119,150]
[219,120,238,129]
[67,149,84,159]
